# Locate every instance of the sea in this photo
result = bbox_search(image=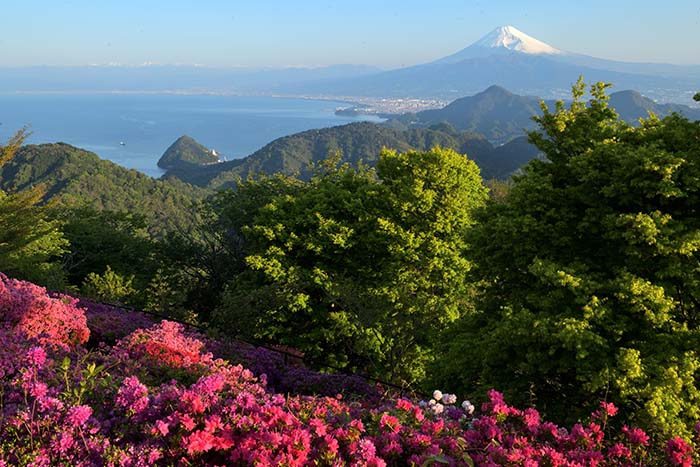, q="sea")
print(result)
[0,93,381,178]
